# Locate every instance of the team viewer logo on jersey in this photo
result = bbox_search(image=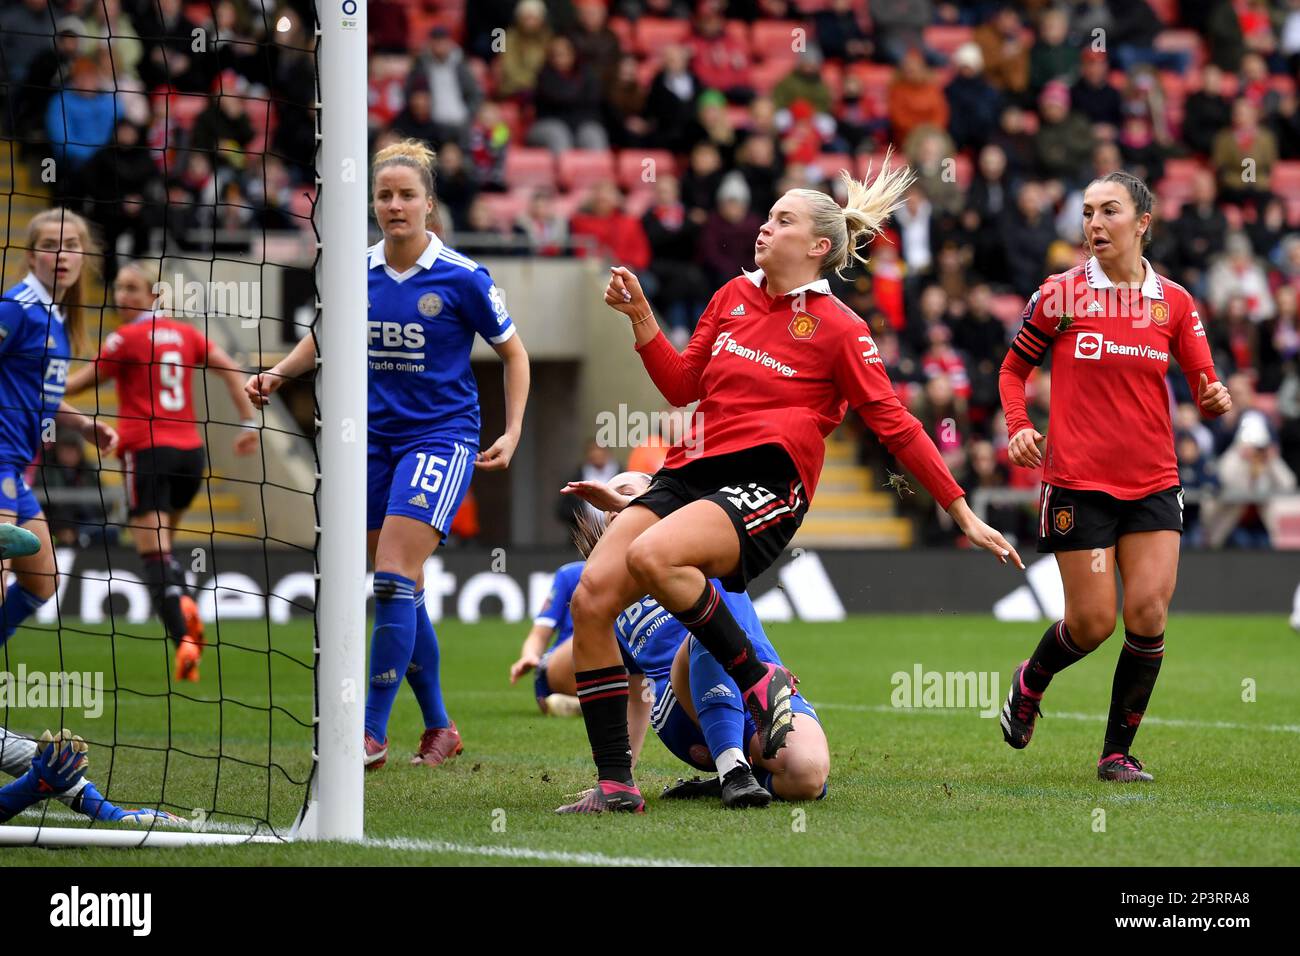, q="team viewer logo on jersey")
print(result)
[1150,301,1169,326]
[1075,331,1103,360]
[788,313,819,339]
[417,293,443,317]
[1053,506,1074,534]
